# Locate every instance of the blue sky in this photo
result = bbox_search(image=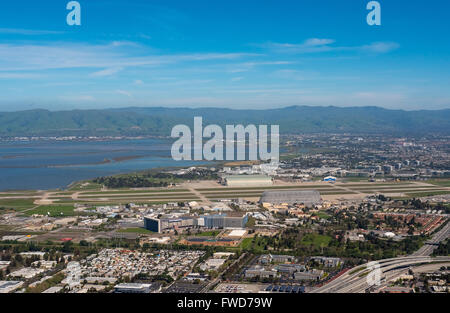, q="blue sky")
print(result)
[0,0,449,111]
